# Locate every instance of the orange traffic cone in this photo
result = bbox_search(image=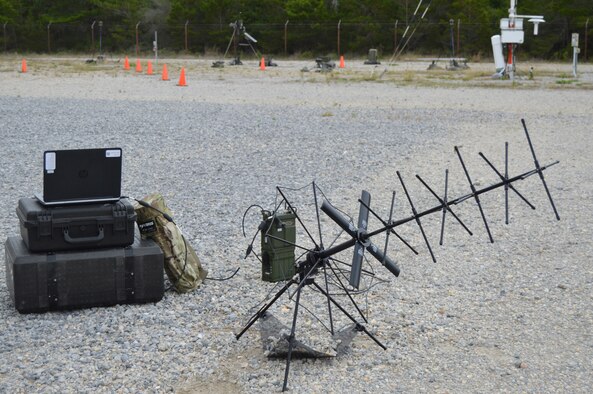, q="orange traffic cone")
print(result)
[135,59,142,73]
[161,64,169,81]
[124,56,130,70]
[260,57,266,71]
[147,61,153,75]
[177,67,187,86]
[339,55,345,68]
[21,58,27,73]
